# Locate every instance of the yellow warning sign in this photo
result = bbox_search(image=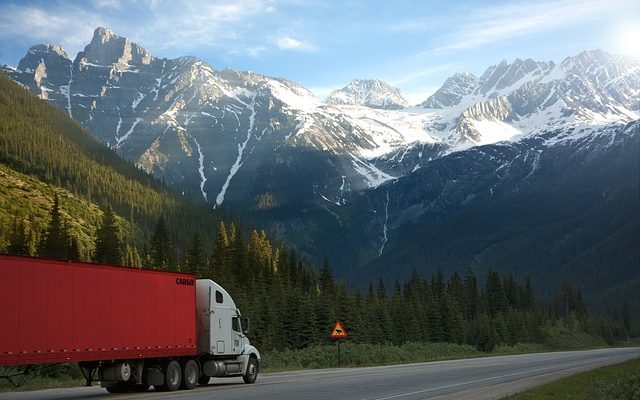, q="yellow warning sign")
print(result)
[330,320,348,339]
